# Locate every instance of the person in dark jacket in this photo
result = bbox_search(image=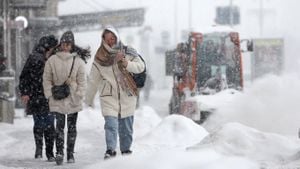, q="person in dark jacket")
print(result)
[19,35,58,161]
